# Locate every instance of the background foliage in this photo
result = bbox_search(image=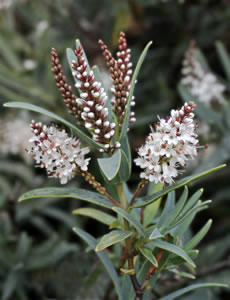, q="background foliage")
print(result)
[0,0,230,299]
